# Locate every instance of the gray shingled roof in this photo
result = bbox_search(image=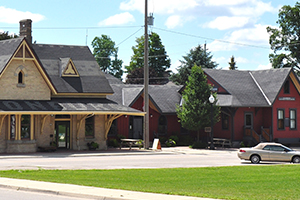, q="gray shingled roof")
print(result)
[204,68,292,107]
[31,44,113,94]
[106,75,183,114]
[0,98,141,114]
[0,38,23,73]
